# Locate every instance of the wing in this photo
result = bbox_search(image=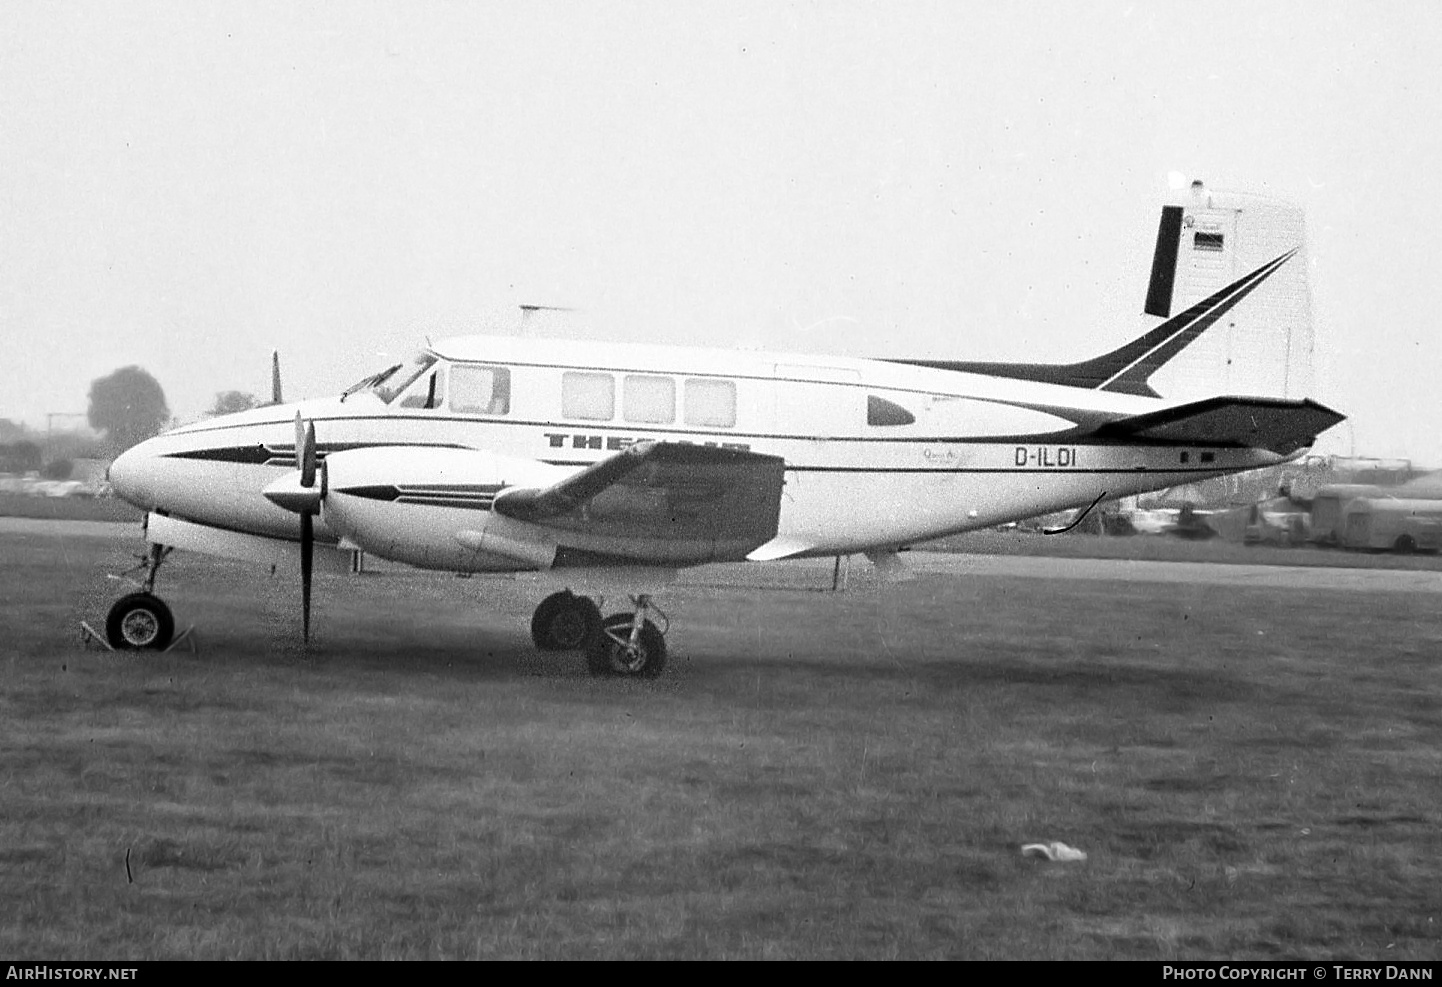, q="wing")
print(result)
[493,441,787,562]
[1090,396,1344,455]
